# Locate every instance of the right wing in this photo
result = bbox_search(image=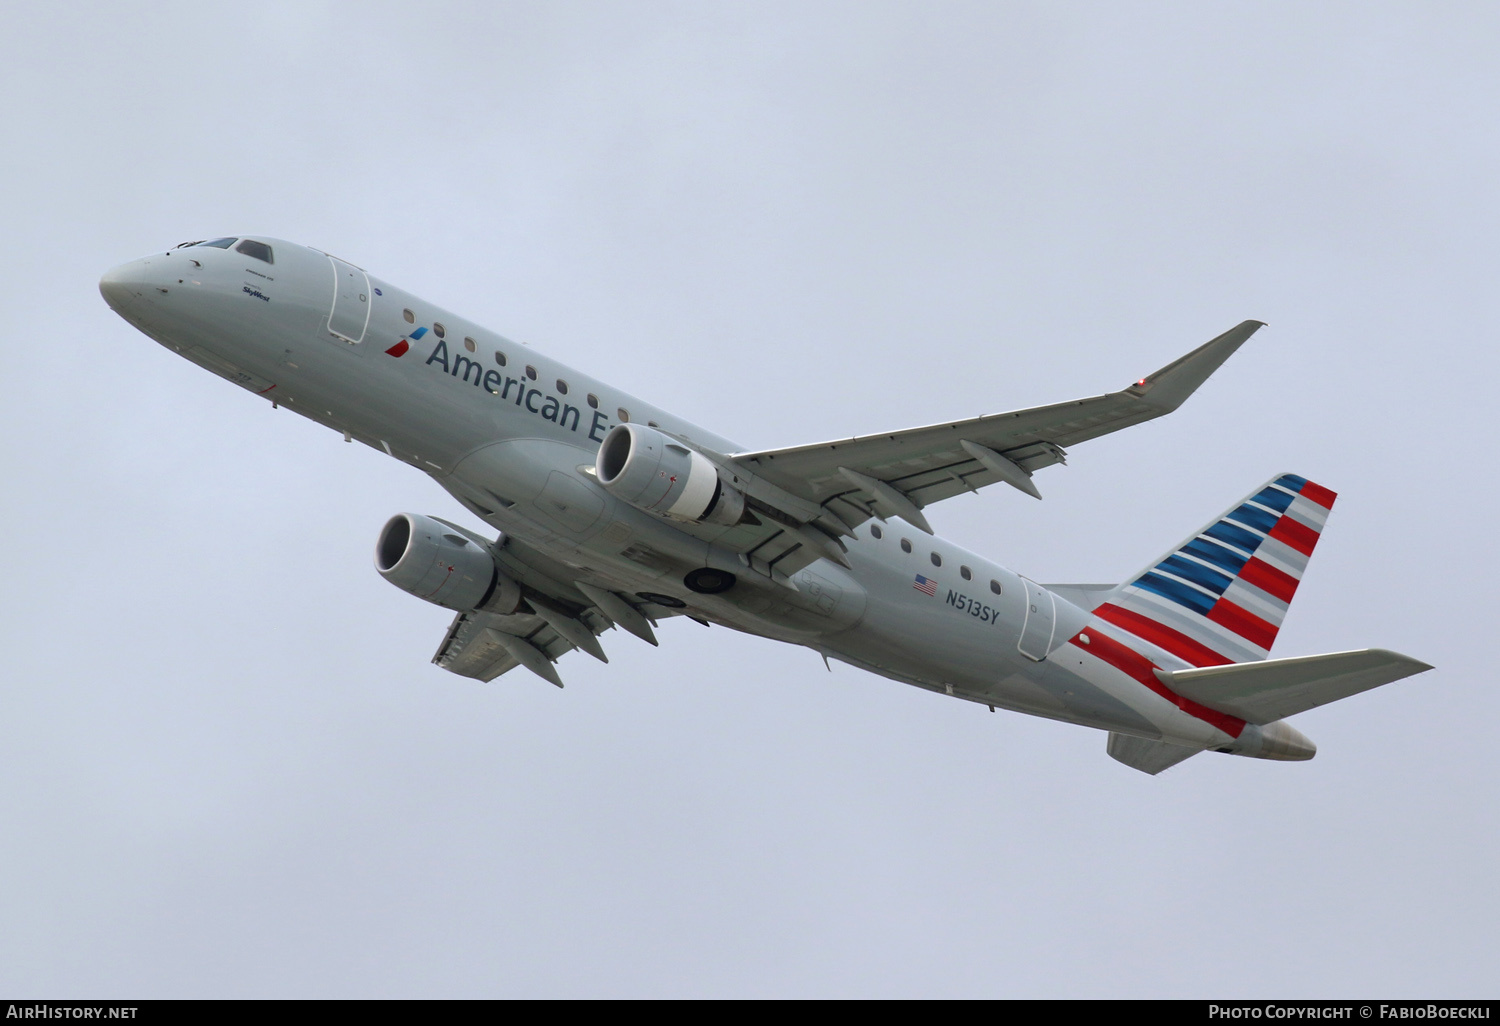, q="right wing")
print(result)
[727,321,1265,536]
[675,320,1263,587]
[636,321,1263,589]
